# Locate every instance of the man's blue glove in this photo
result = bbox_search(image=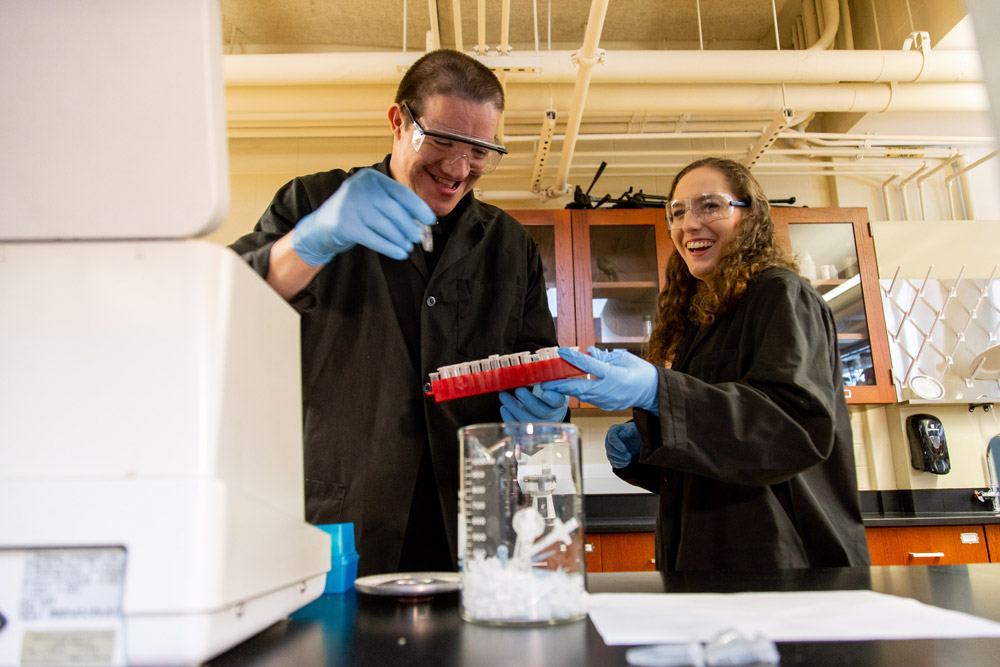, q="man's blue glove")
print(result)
[540,346,659,415]
[291,169,436,266]
[605,422,641,469]
[499,385,569,423]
